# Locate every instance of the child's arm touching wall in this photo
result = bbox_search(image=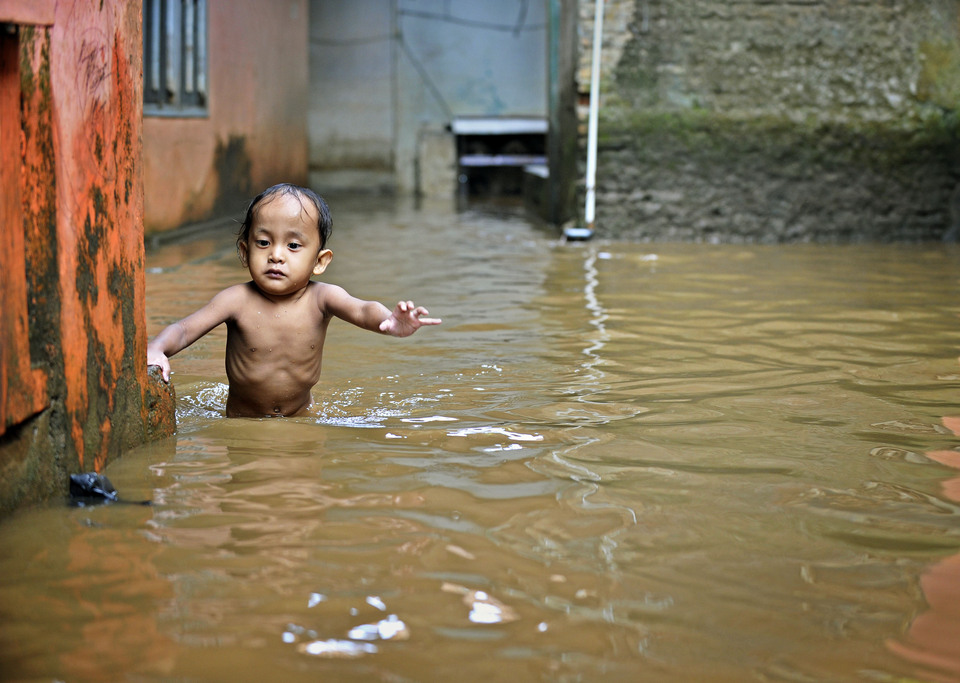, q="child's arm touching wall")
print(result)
[147,286,242,381]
